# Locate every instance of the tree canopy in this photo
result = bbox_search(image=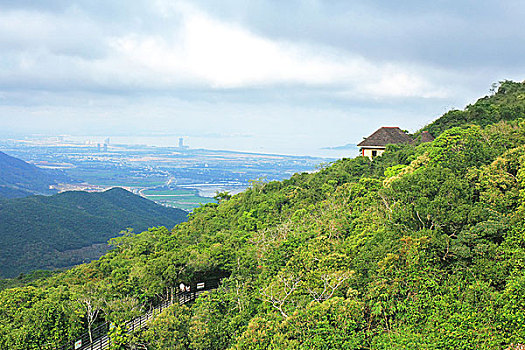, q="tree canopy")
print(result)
[2,81,525,349]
